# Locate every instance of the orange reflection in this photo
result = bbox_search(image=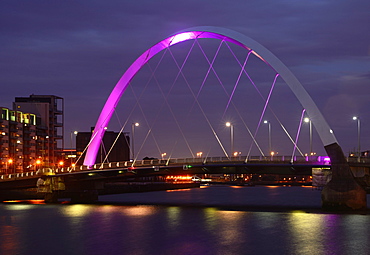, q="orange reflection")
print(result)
[166,188,191,192]
[0,224,19,254]
[121,206,156,217]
